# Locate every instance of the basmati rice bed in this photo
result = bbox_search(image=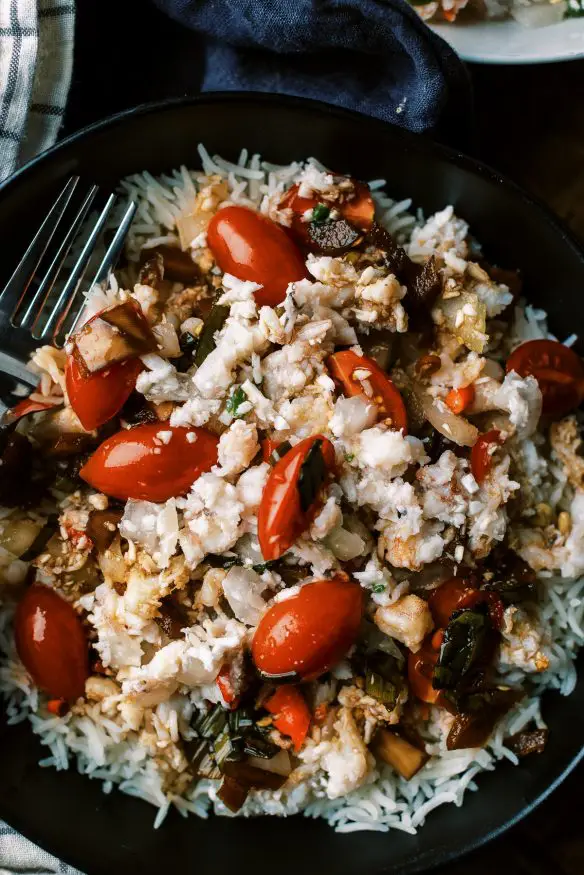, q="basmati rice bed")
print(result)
[1,146,584,836]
